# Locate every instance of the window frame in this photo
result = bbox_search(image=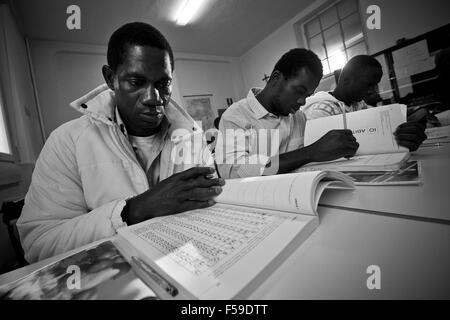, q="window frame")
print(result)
[0,74,14,163]
[301,0,369,77]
